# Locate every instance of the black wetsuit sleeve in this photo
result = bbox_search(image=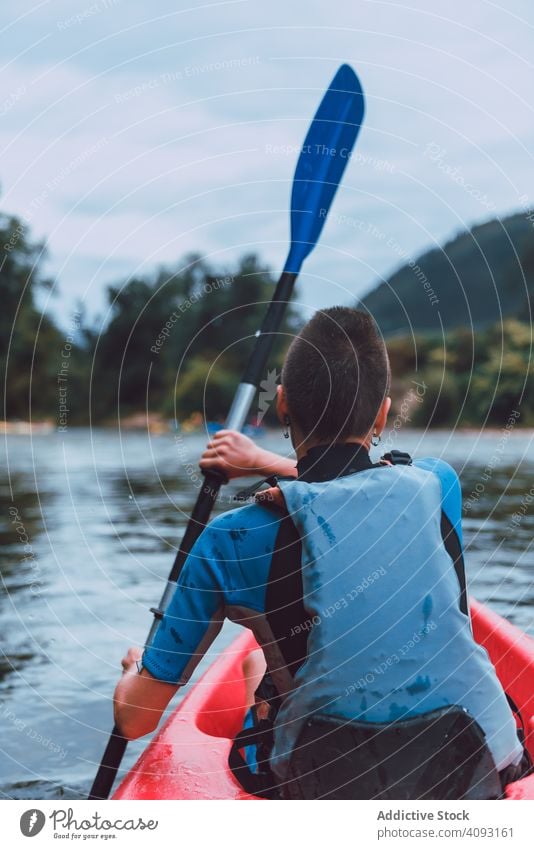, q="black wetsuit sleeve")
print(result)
[414,458,469,617]
[265,515,308,677]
